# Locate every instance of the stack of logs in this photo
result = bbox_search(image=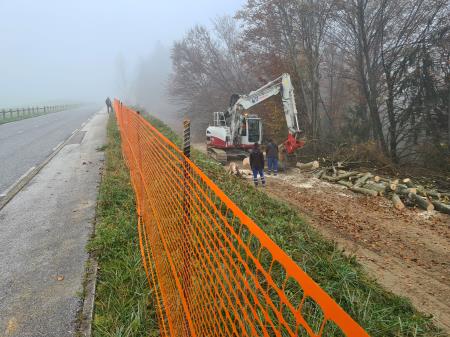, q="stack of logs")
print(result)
[230,159,450,215]
[313,167,450,214]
